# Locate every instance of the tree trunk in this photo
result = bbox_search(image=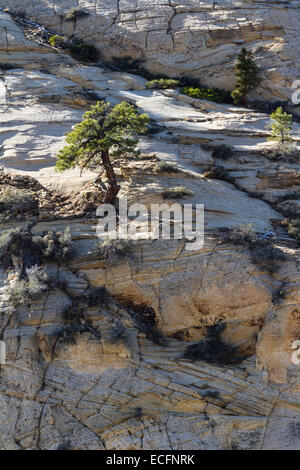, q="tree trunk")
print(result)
[101,150,120,204]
